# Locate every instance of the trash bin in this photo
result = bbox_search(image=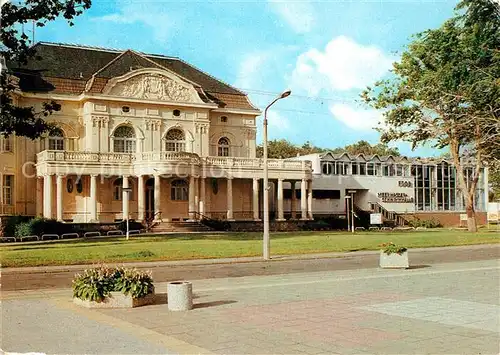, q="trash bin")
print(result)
[167,281,193,311]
